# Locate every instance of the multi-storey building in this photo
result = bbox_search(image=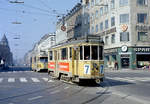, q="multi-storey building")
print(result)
[56,2,82,44]
[38,33,56,53]
[82,0,150,69]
